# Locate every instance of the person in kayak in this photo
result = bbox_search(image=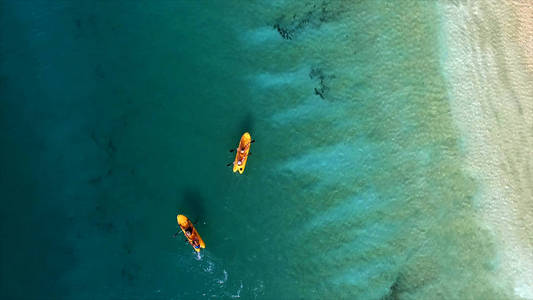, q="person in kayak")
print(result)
[173,226,193,239]
[176,214,206,252]
[227,138,255,169]
[174,227,200,250]
[192,240,200,249]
